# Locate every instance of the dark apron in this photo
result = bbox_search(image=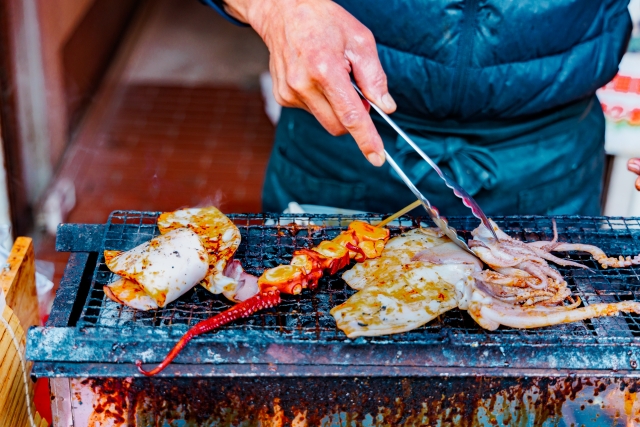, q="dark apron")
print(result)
[262,96,605,215]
